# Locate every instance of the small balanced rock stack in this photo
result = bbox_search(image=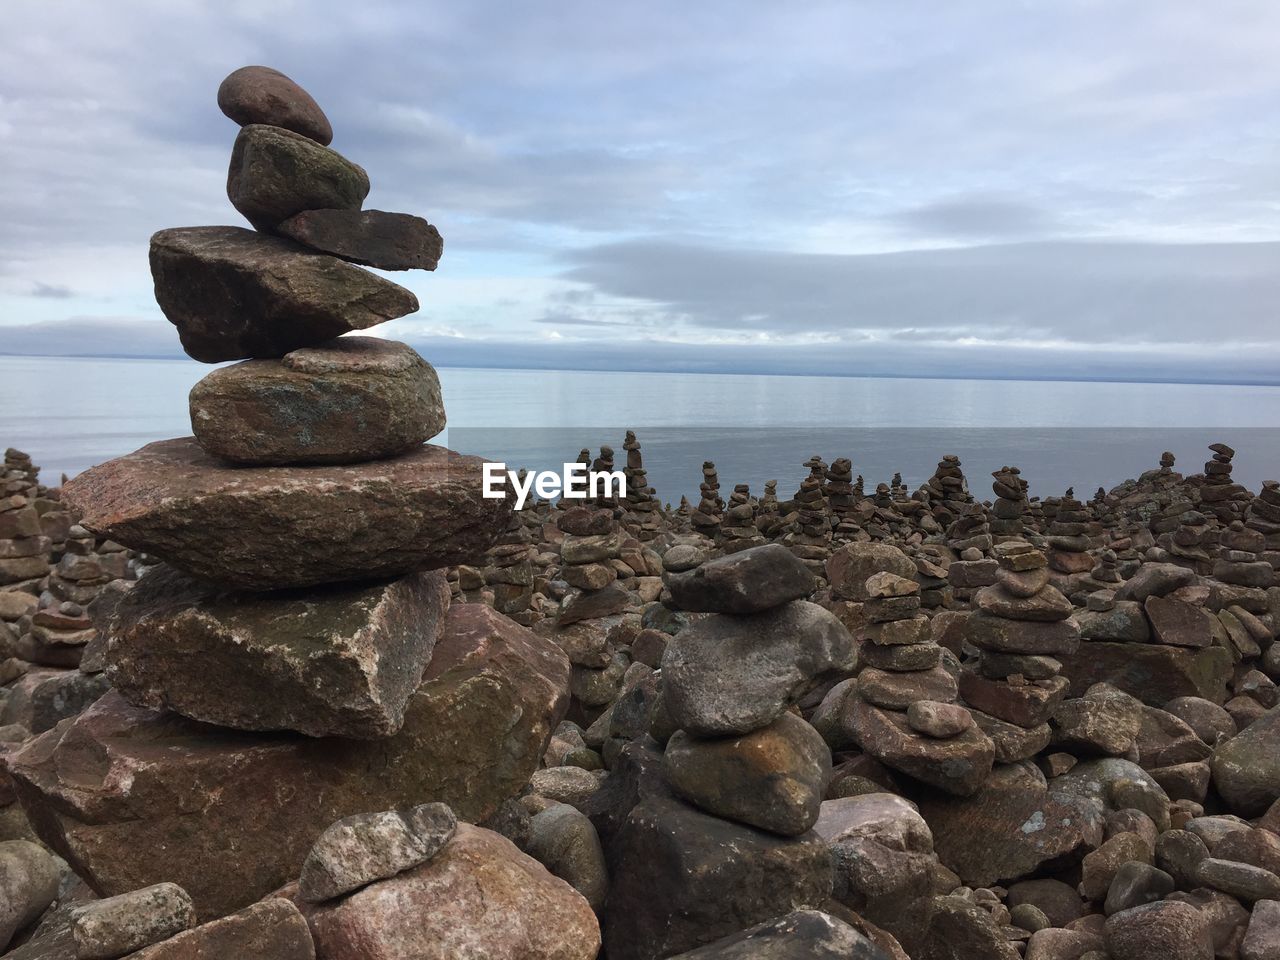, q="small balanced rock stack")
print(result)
[1045,489,1095,576]
[690,461,724,542]
[608,544,845,958]
[719,484,764,554]
[920,454,973,530]
[1215,520,1275,590]
[479,505,536,623]
[591,445,619,510]
[843,567,994,795]
[990,465,1028,540]
[1199,441,1249,523]
[958,540,1079,764]
[823,457,862,542]
[1159,507,1215,573]
[787,456,834,575]
[621,431,662,542]
[756,479,783,538]
[0,483,49,592]
[1245,479,1280,566]
[555,507,630,628]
